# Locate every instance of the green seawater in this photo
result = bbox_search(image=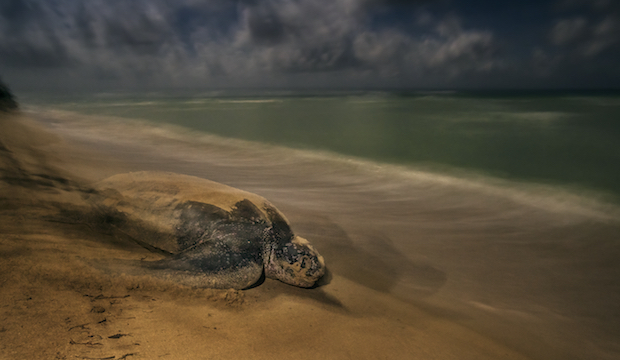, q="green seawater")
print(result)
[25,90,620,201]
